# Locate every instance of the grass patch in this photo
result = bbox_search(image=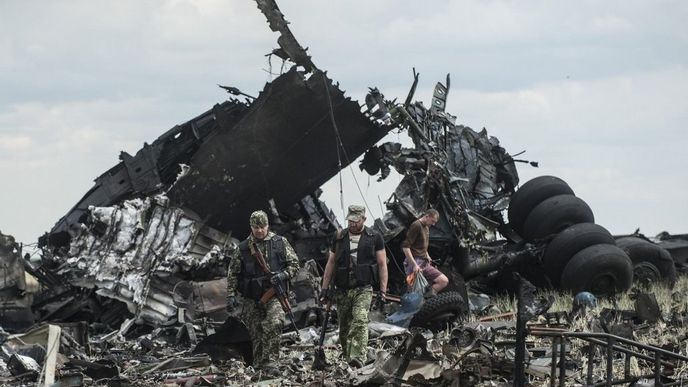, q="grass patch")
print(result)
[480,275,688,384]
